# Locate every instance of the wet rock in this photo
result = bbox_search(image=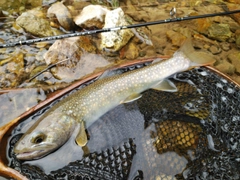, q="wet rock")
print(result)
[215,60,235,75]
[166,30,186,46]
[227,51,240,74]
[51,53,111,82]
[36,71,56,85]
[30,65,48,79]
[195,18,211,34]
[6,53,24,75]
[47,2,75,31]
[125,15,152,46]
[90,0,118,7]
[208,23,232,42]
[26,0,42,7]
[3,52,27,87]
[209,45,222,55]
[124,42,139,60]
[231,74,240,85]
[43,37,79,65]
[16,11,62,37]
[125,8,150,22]
[193,34,218,47]
[220,42,231,51]
[151,35,167,54]
[141,45,156,57]
[0,0,26,13]
[44,36,95,65]
[43,35,100,81]
[227,4,240,25]
[101,8,134,52]
[74,5,109,29]
[163,44,178,56]
[105,0,120,7]
[236,34,240,48]
[43,0,57,6]
[224,0,240,3]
